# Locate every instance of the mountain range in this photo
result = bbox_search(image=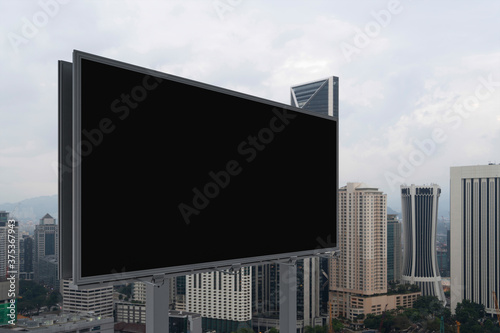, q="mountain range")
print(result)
[0,194,58,222]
